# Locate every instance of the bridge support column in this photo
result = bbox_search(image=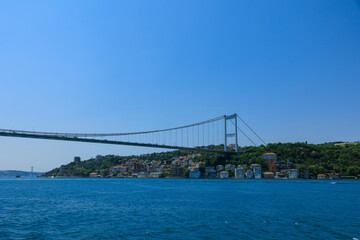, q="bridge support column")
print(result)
[224,115,227,151]
[224,114,238,153]
[235,114,238,152]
